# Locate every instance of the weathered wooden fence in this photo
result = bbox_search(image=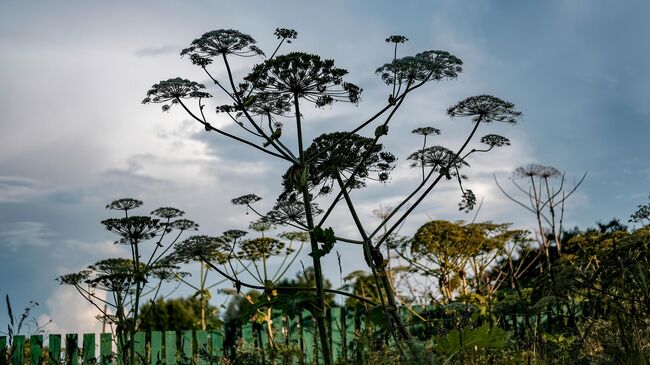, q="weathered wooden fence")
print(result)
[0,306,401,365]
[1,305,563,364]
[0,330,224,365]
